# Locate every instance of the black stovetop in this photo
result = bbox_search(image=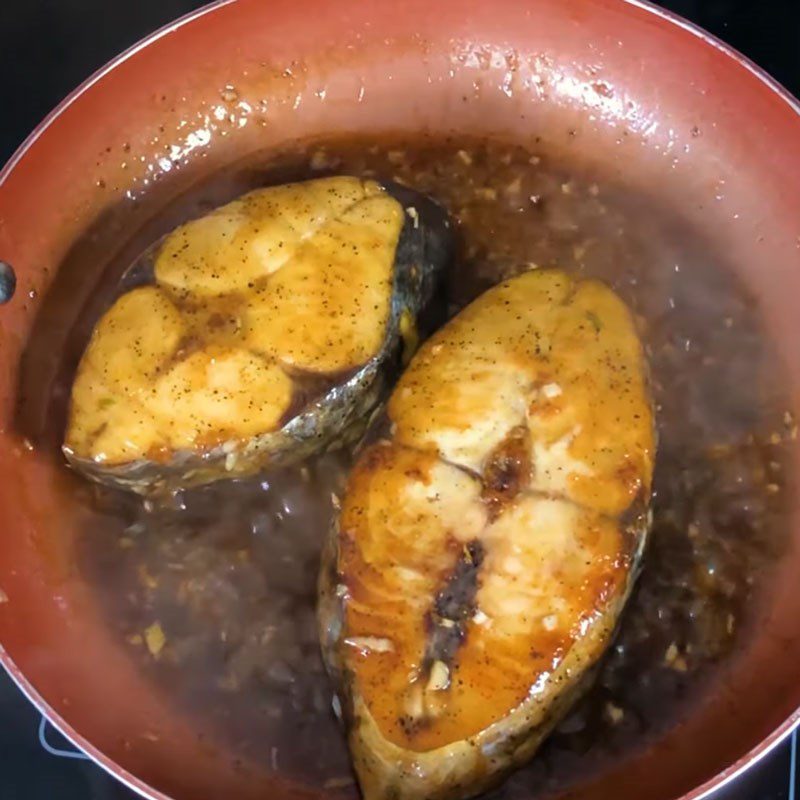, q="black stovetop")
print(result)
[0,1,798,798]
